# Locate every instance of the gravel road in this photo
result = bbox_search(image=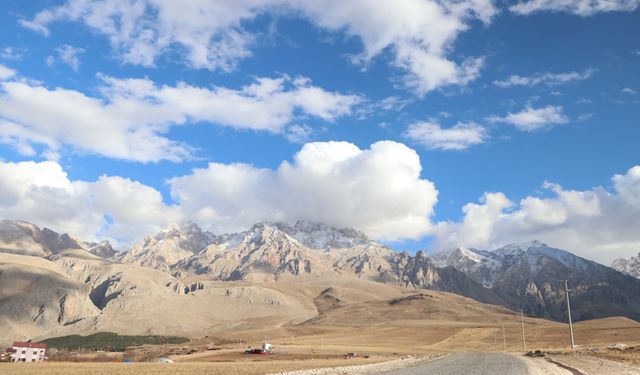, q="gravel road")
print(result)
[380,352,570,375]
